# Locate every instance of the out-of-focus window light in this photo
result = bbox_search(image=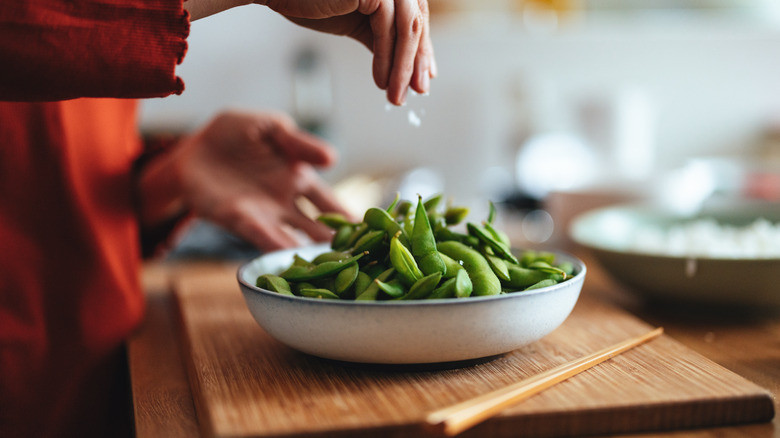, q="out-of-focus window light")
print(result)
[515,132,599,200]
